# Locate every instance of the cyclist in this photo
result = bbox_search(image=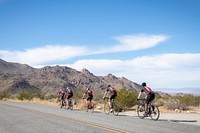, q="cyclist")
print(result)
[137,82,155,116]
[66,87,73,109]
[103,85,117,112]
[82,87,93,109]
[58,88,66,108]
